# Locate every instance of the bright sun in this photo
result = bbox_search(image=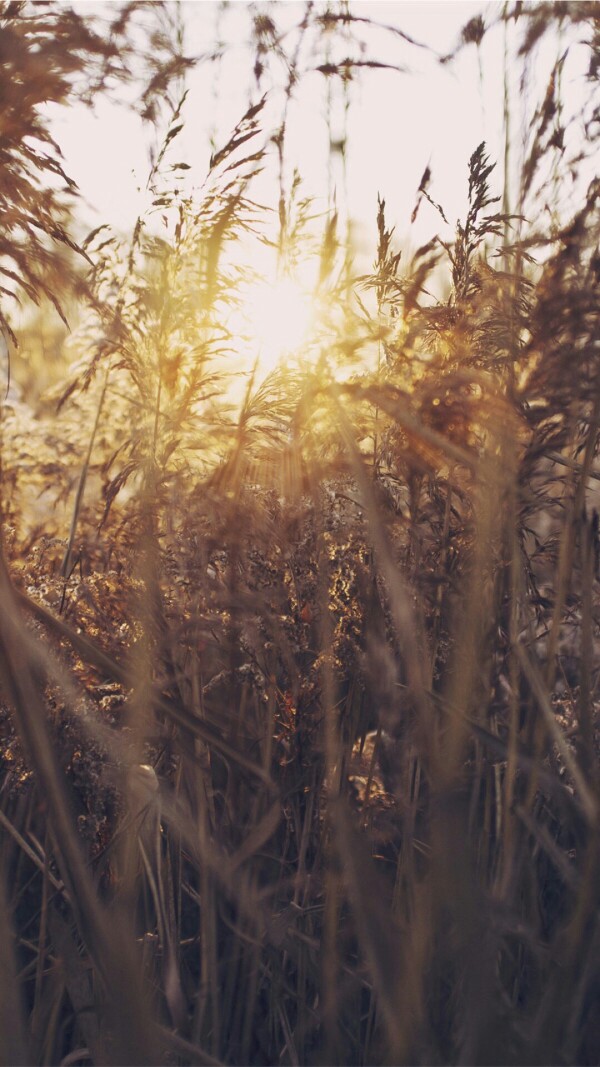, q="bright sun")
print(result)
[241,276,314,375]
